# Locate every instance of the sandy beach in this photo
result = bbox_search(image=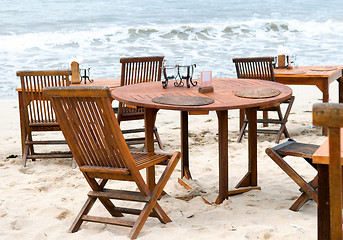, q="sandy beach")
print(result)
[0,82,336,240]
